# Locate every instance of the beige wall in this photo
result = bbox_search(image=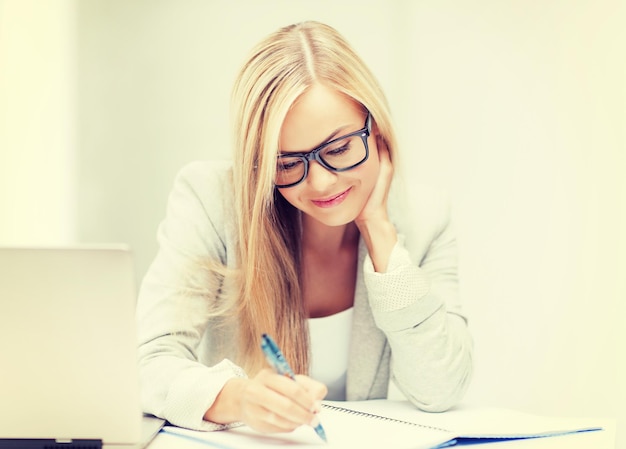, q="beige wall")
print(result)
[73,0,403,281]
[0,0,77,243]
[1,0,624,445]
[399,0,626,422]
